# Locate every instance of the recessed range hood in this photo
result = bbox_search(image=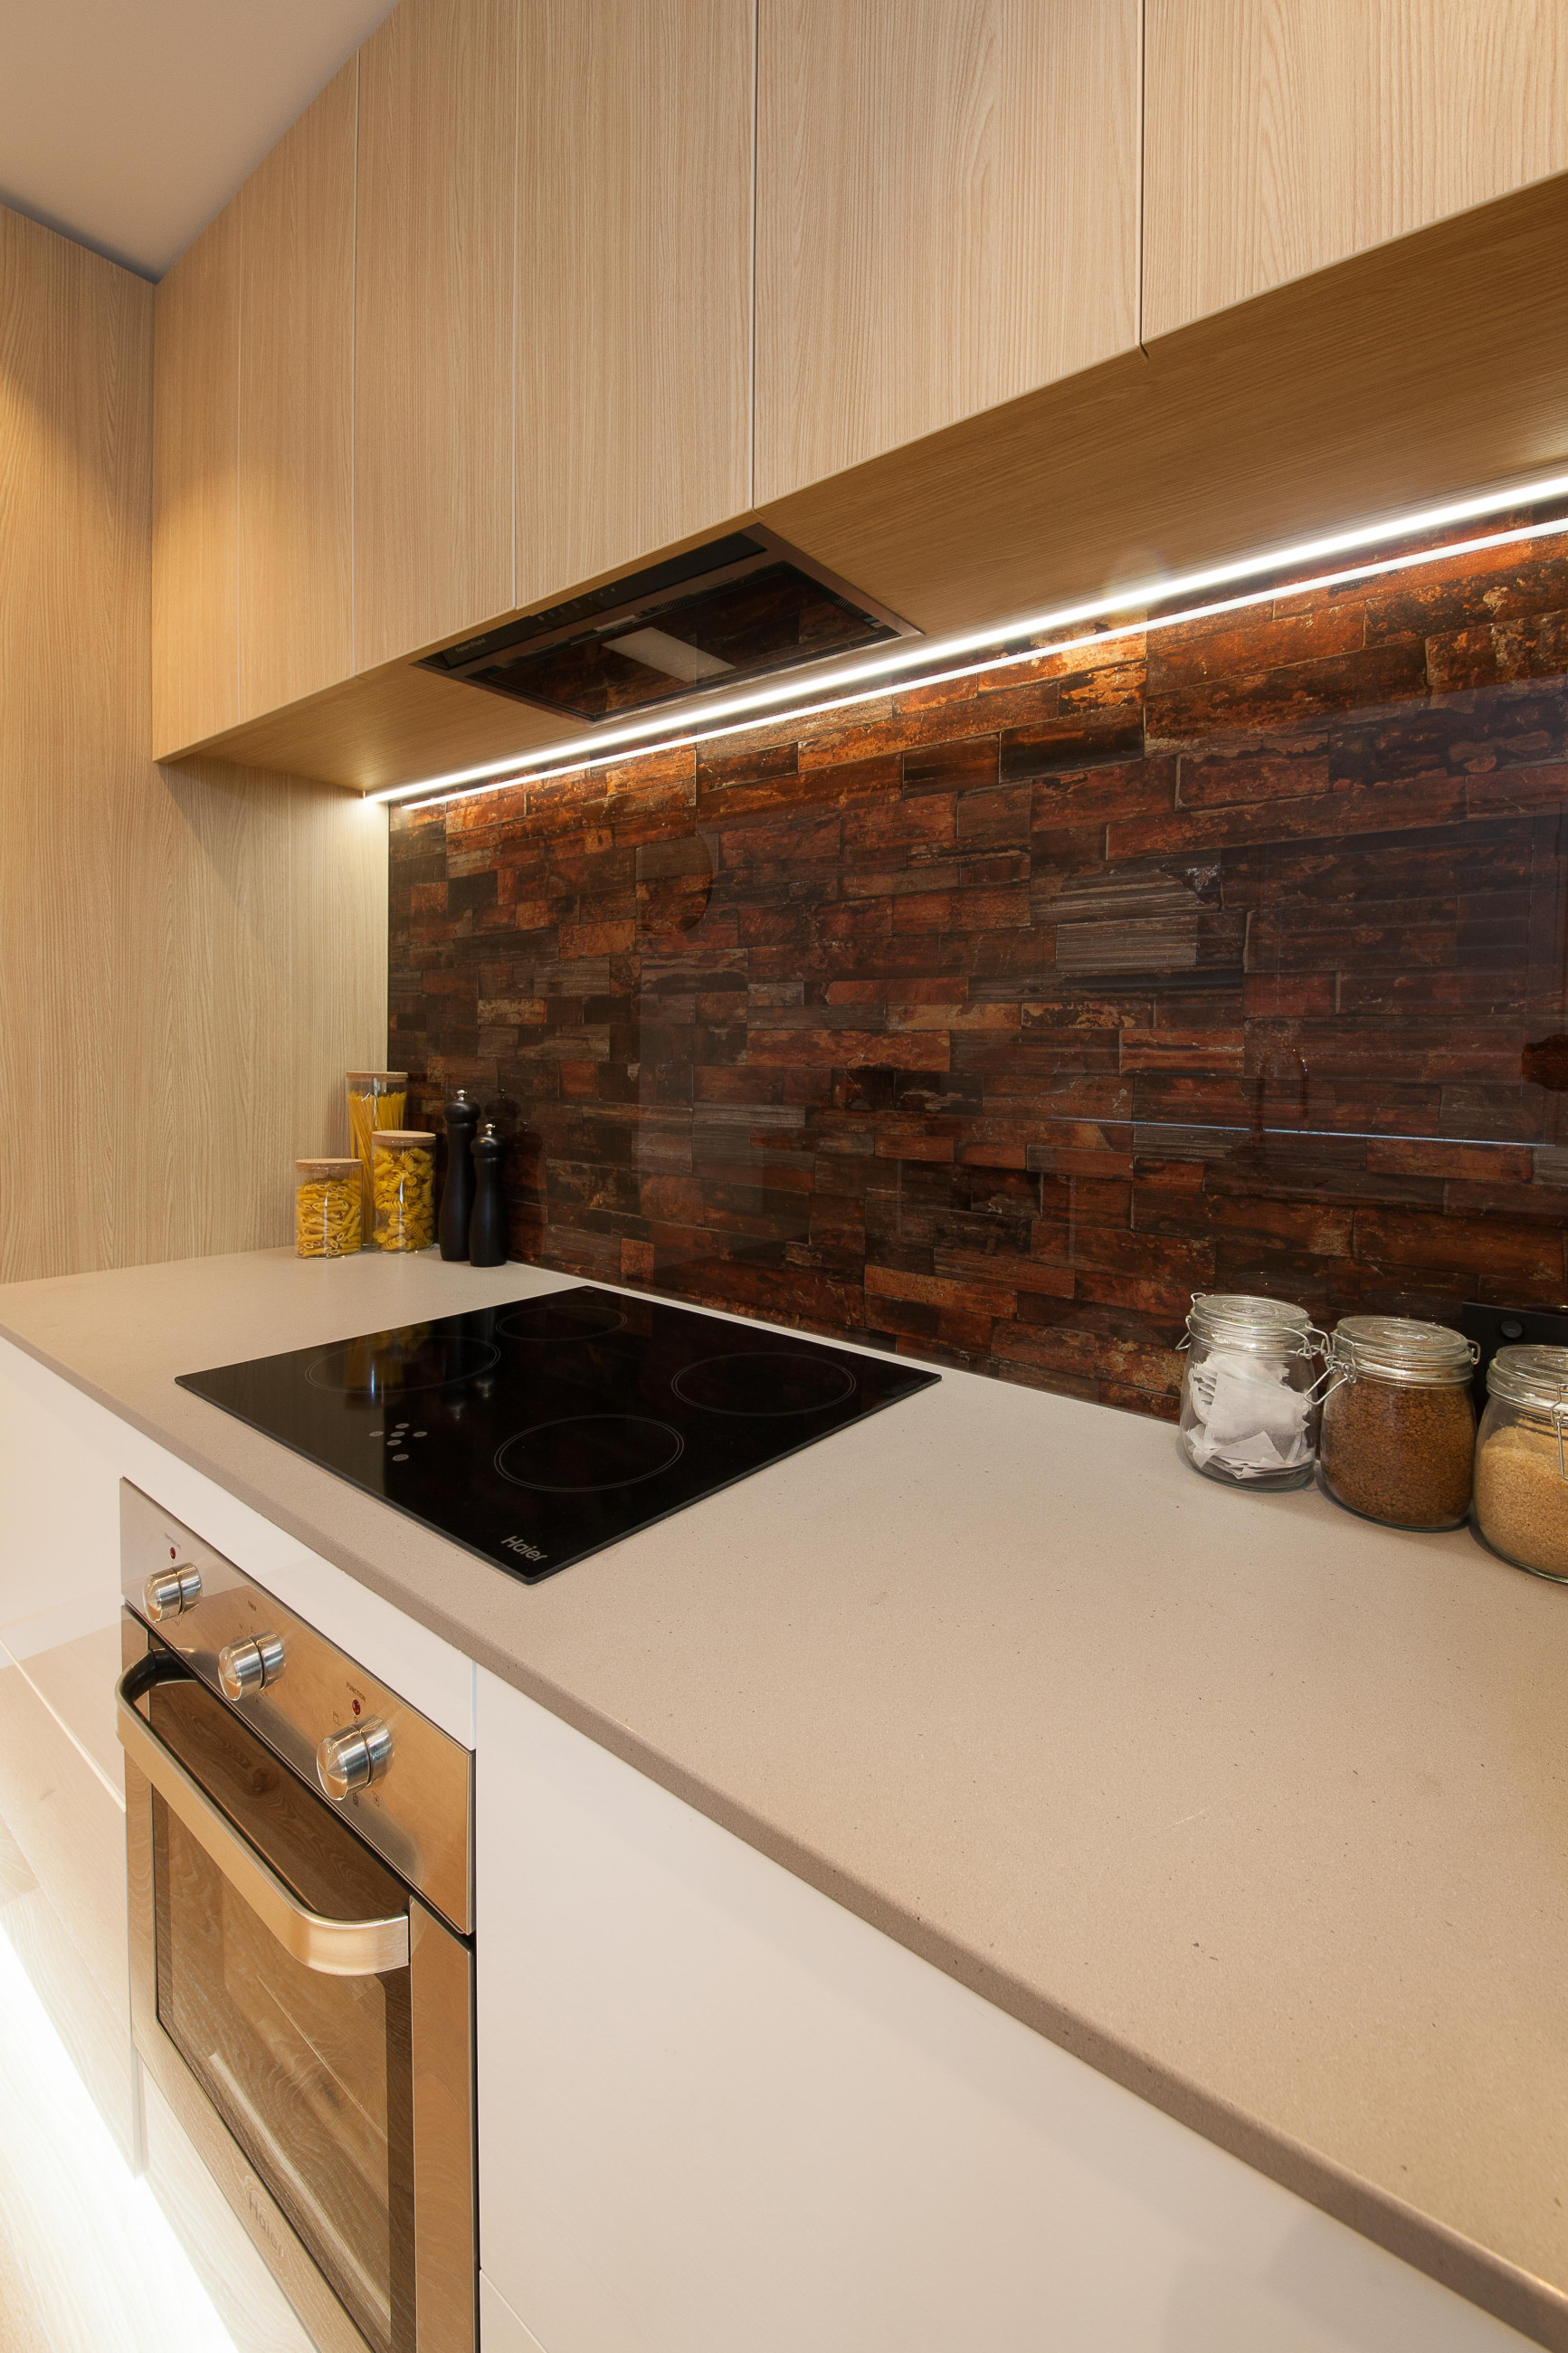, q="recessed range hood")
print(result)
[416,527,919,723]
